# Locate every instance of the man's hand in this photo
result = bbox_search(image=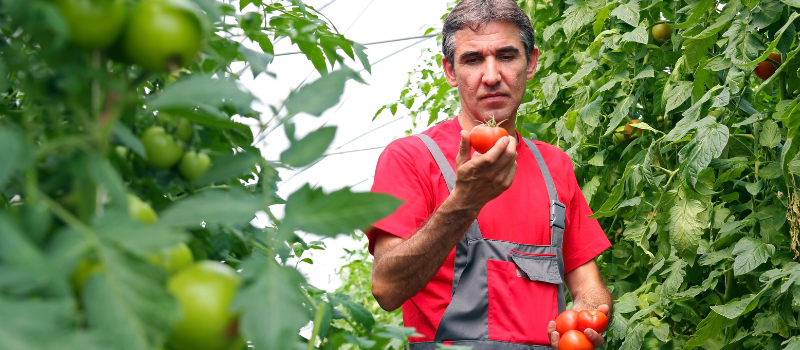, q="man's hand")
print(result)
[450,129,517,210]
[547,304,610,349]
